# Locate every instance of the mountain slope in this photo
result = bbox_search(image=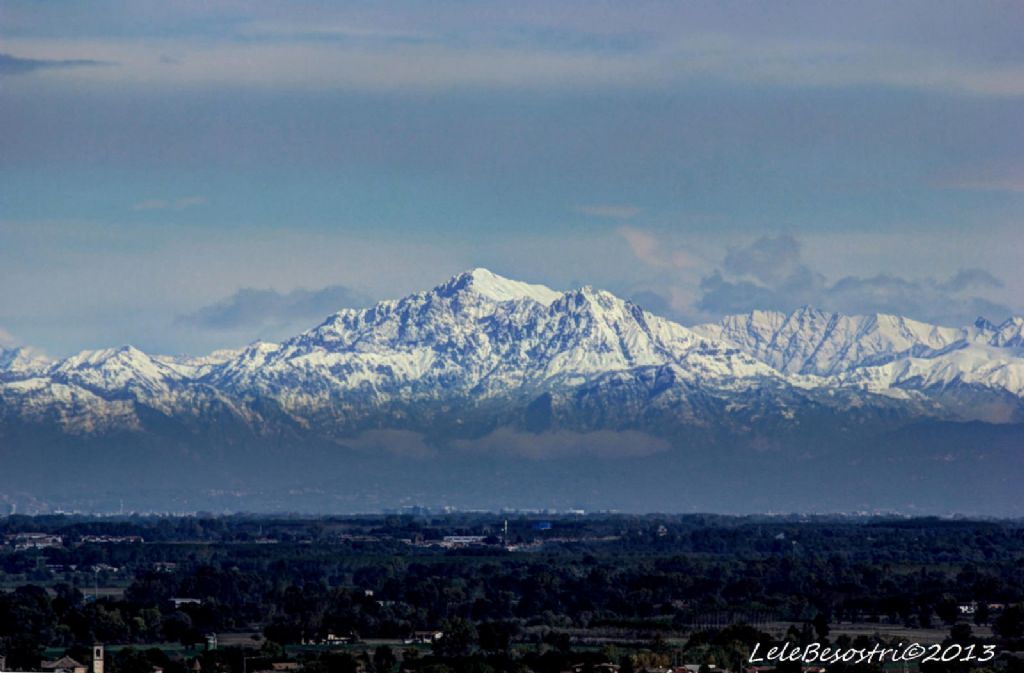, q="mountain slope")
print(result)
[3,272,1023,436]
[691,307,968,375]
[1,270,1022,514]
[207,269,780,408]
[694,308,1024,409]
[0,346,51,380]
